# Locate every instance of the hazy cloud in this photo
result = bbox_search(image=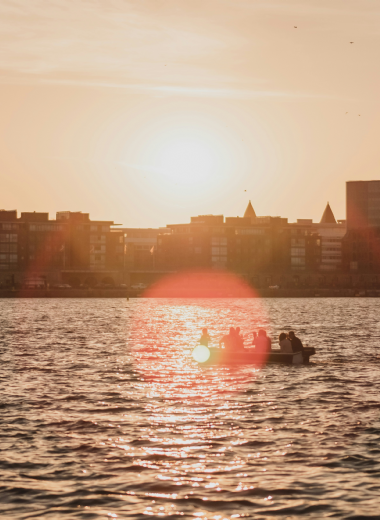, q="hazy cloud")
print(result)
[0,0,237,84]
[0,0,378,96]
